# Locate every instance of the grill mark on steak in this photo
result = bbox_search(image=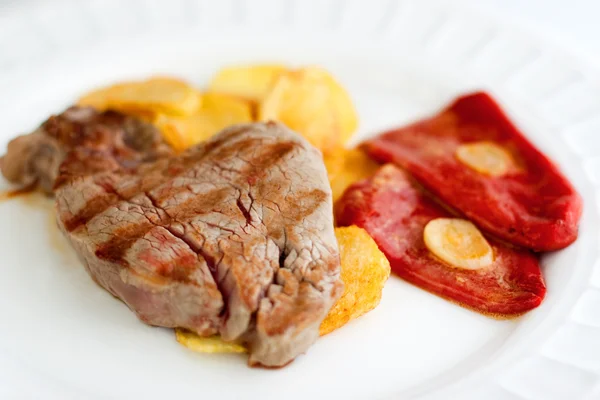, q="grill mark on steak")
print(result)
[260,141,297,164]
[64,192,122,232]
[95,220,154,266]
[287,189,328,223]
[244,141,298,182]
[64,175,131,232]
[162,188,233,221]
[205,138,298,180]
